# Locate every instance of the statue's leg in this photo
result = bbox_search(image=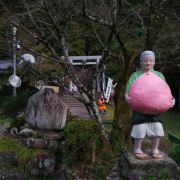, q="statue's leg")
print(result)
[146,122,164,159]
[132,138,149,159]
[151,136,160,154]
[133,138,143,154]
[151,137,163,159]
[131,124,149,159]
